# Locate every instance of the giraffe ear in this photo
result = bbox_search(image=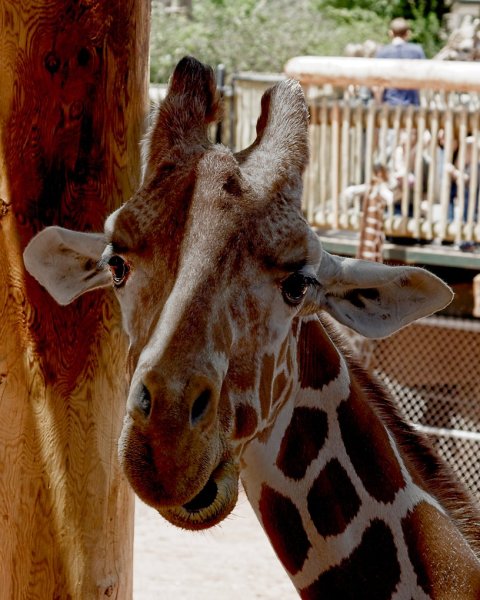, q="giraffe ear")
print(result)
[312,253,453,338]
[235,79,309,204]
[23,226,111,305]
[146,56,222,174]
